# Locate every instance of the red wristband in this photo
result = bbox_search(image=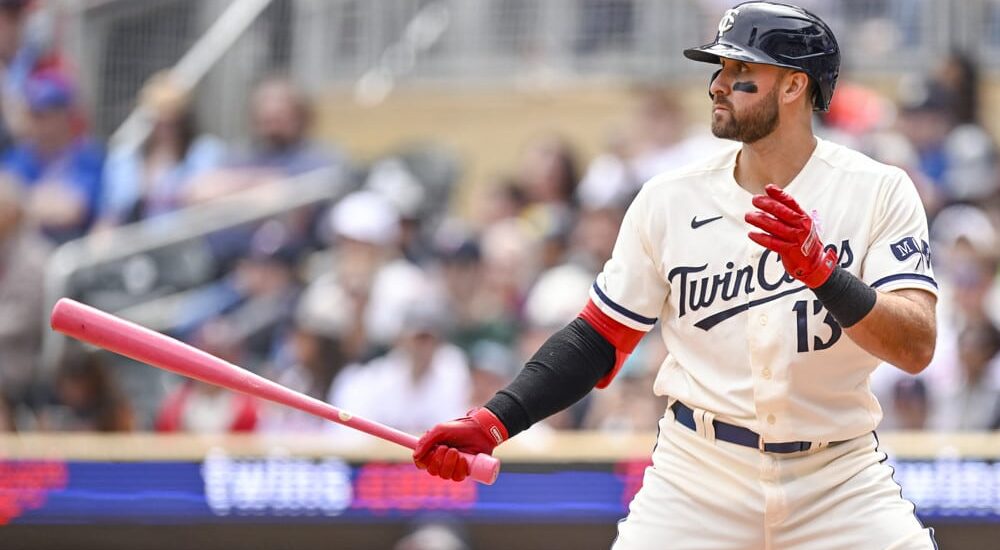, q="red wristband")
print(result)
[471,407,509,445]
